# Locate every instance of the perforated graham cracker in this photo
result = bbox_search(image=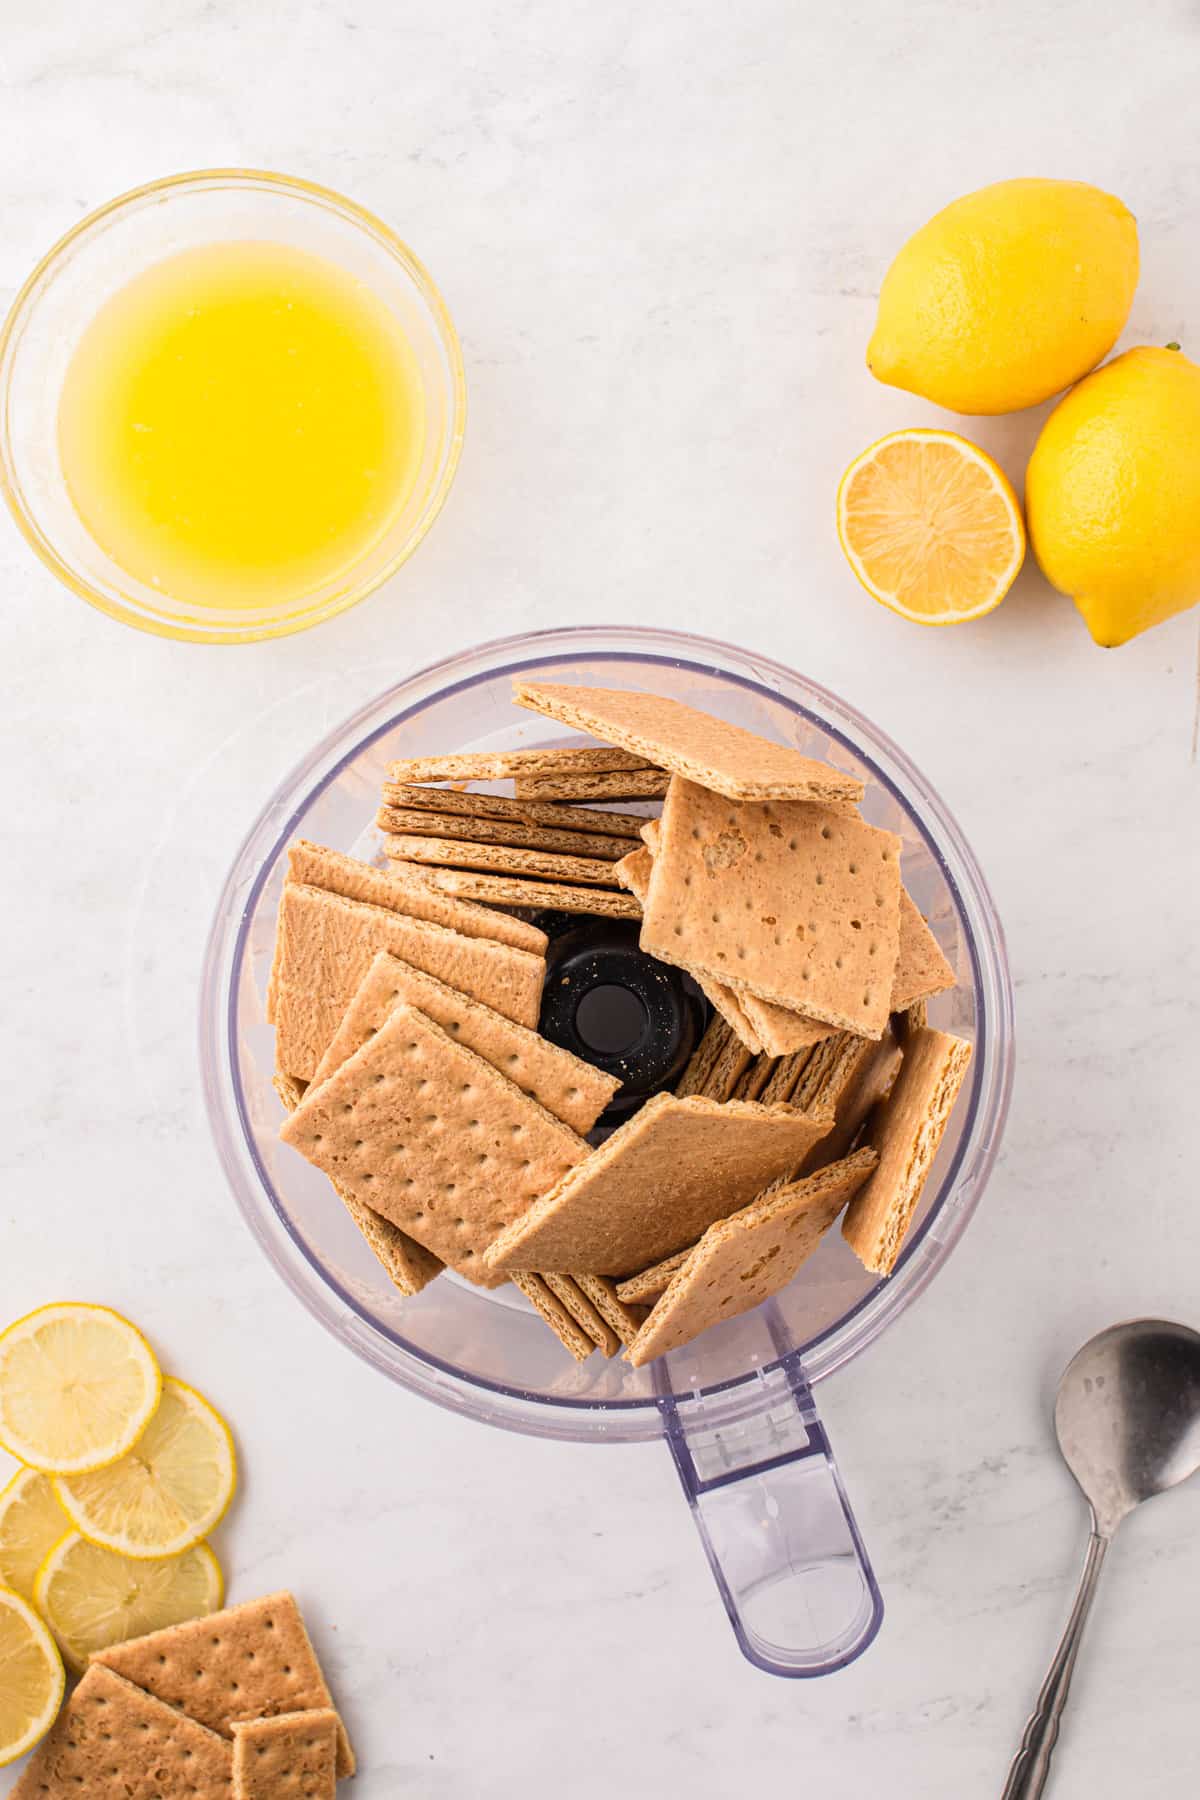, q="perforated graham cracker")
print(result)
[842,1027,972,1276]
[513,768,670,802]
[512,1273,594,1361]
[543,1273,621,1357]
[232,1710,338,1800]
[380,862,642,918]
[513,681,865,805]
[309,951,617,1133]
[892,890,956,1011]
[281,1006,588,1283]
[386,746,652,782]
[615,1249,691,1306]
[275,1057,442,1295]
[626,1148,879,1367]
[287,839,546,954]
[381,782,649,838]
[271,883,545,1080]
[640,779,902,1037]
[381,833,624,887]
[571,1274,647,1348]
[483,1092,835,1277]
[12,1663,234,1799]
[92,1591,353,1777]
[377,805,631,860]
